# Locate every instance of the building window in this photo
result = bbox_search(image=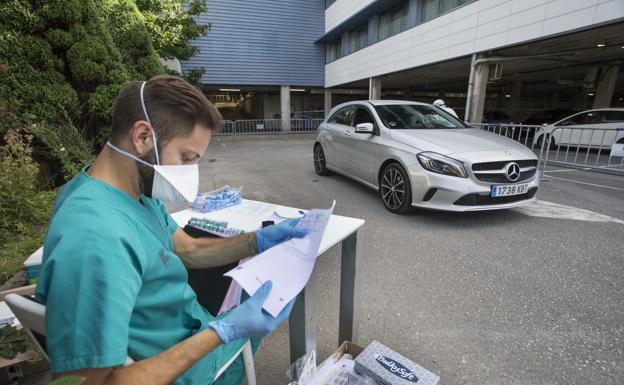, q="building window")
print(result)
[422,0,472,22]
[379,3,408,41]
[348,26,368,54]
[325,0,336,9]
[326,40,342,63]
